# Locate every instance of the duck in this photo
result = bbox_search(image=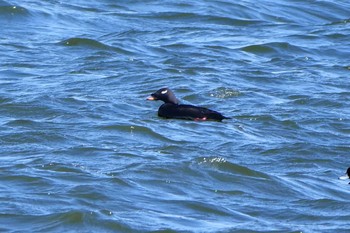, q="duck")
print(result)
[147,87,230,121]
[339,167,350,183]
